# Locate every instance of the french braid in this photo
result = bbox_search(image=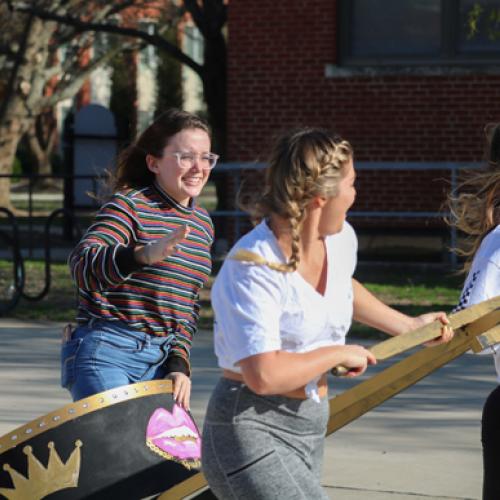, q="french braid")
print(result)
[237,128,353,272]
